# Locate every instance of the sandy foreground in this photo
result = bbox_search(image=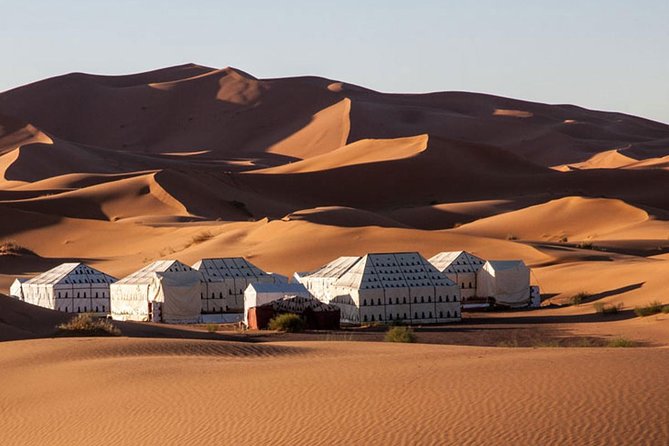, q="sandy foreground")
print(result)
[1,338,668,446]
